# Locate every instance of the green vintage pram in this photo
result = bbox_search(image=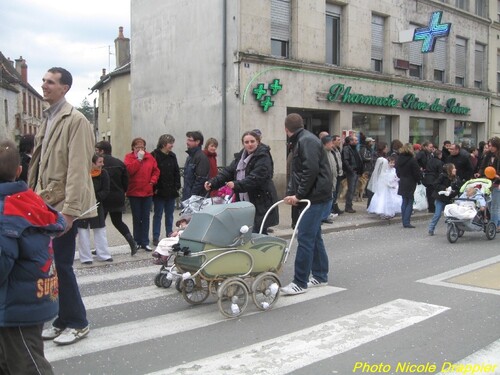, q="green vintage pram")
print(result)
[160,199,309,318]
